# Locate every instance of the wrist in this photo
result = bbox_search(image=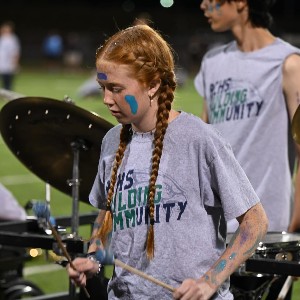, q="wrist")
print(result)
[86,252,102,276]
